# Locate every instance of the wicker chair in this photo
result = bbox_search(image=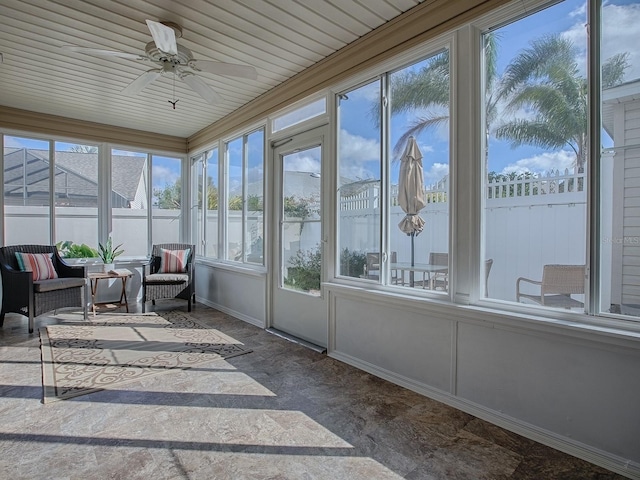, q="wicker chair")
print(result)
[516,264,585,309]
[142,243,195,313]
[0,245,87,333]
